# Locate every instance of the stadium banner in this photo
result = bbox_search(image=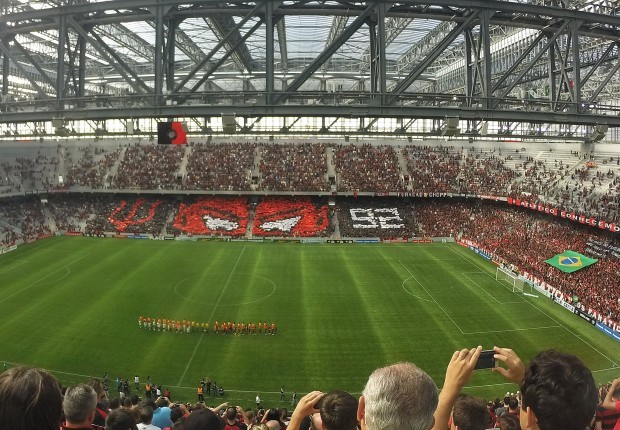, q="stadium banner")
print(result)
[382,238,408,243]
[2,245,17,254]
[533,283,553,299]
[157,121,188,144]
[64,231,82,236]
[573,309,597,326]
[164,236,175,240]
[506,198,619,233]
[127,234,149,239]
[411,238,433,243]
[552,295,576,312]
[545,250,598,273]
[468,245,492,261]
[596,323,620,343]
[356,239,380,243]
